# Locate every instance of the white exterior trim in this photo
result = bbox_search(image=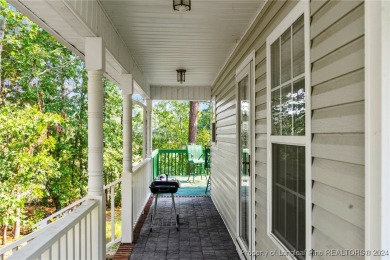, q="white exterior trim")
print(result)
[235,50,256,259]
[365,0,390,254]
[266,1,311,259]
[381,1,390,250]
